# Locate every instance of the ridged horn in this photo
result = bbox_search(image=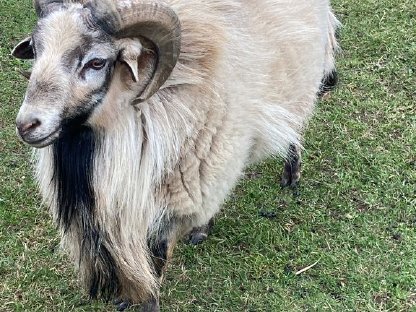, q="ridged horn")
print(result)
[89,0,181,101]
[33,0,64,17]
